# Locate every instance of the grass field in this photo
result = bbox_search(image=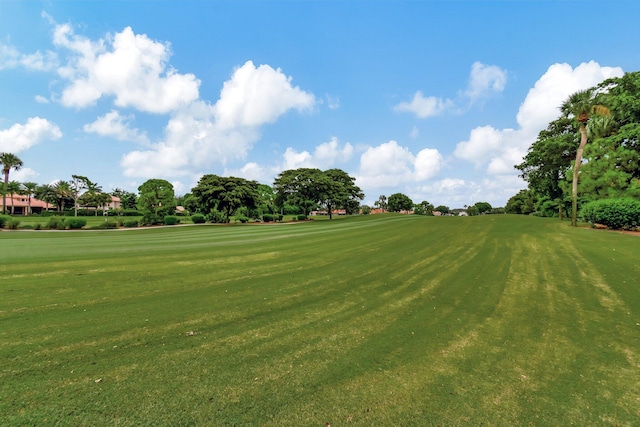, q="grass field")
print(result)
[1,214,639,425]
